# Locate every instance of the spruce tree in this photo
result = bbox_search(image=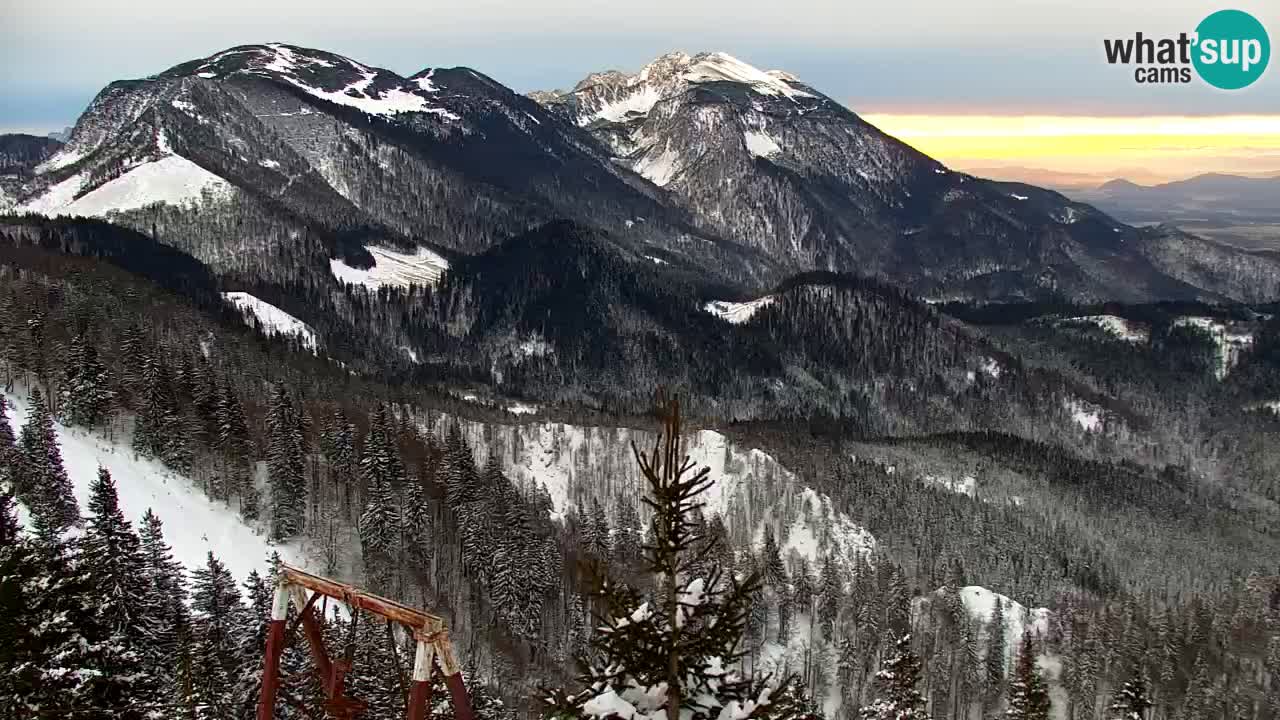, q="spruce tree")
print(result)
[359,405,404,592]
[0,396,17,486]
[1107,673,1152,720]
[17,387,80,536]
[268,386,307,540]
[190,552,246,719]
[542,397,808,720]
[857,634,930,720]
[59,331,113,428]
[985,596,1008,693]
[81,467,150,643]
[1005,630,1050,720]
[138,508,193,705]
